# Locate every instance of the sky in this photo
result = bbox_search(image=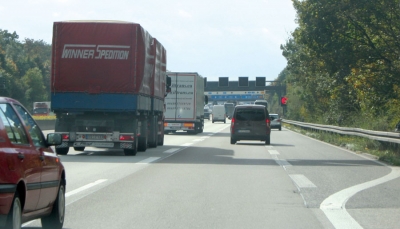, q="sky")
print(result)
[0,0,298,82]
